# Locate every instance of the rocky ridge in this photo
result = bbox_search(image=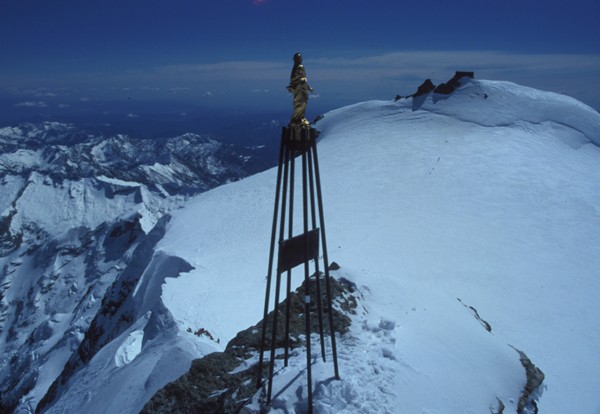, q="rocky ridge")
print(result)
[141,274,359,414]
